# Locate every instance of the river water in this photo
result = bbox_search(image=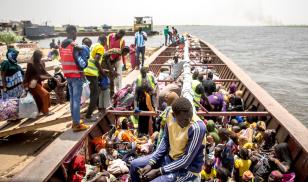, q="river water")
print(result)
[37,26,308,127]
